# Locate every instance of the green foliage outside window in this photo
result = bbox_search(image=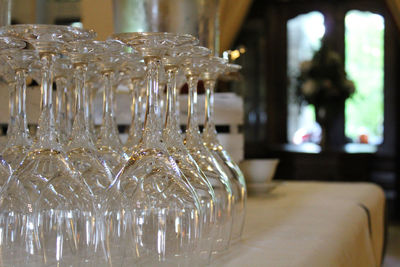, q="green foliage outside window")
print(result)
[345,10,384,144]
